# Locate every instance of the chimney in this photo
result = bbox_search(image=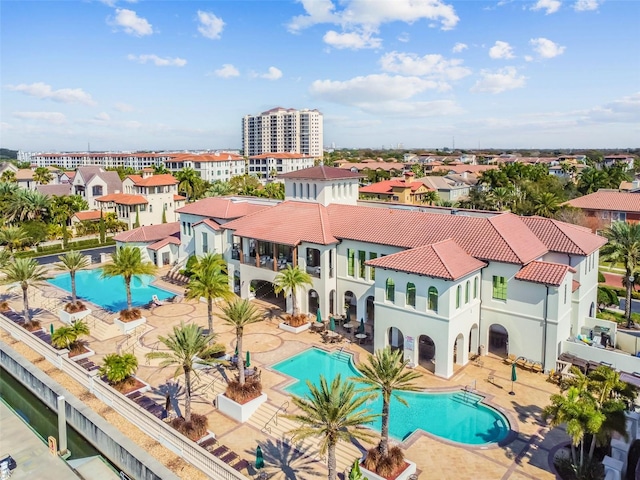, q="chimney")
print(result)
[403,171,414,184]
